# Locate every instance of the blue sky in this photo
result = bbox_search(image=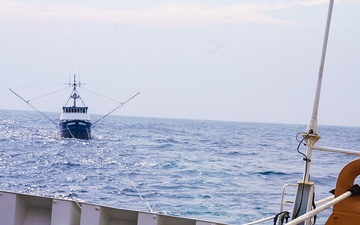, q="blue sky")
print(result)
[1,0,360,127]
